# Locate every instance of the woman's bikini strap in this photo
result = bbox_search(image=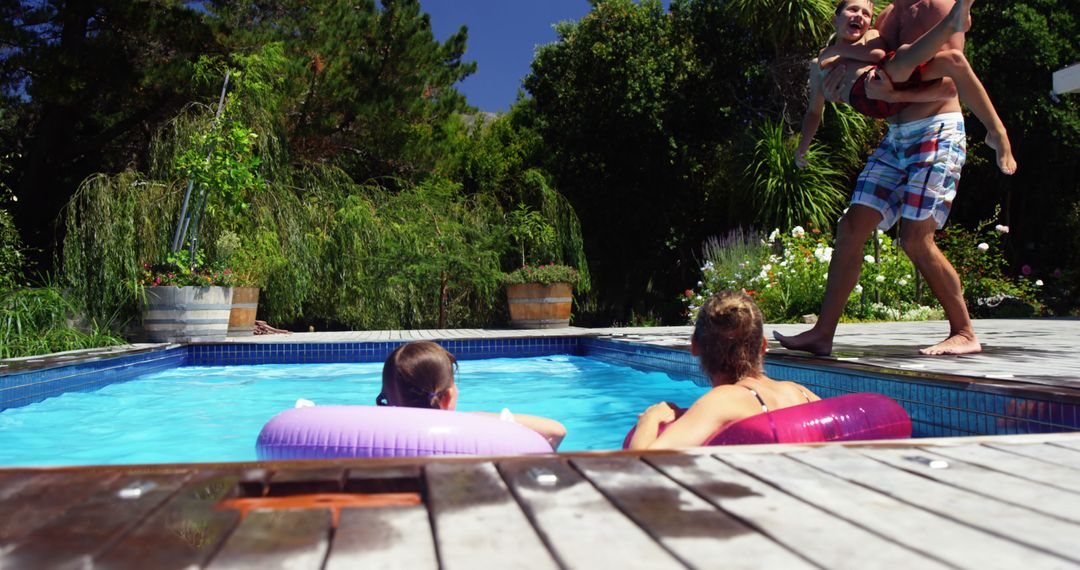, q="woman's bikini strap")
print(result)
[740,385,769,413]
